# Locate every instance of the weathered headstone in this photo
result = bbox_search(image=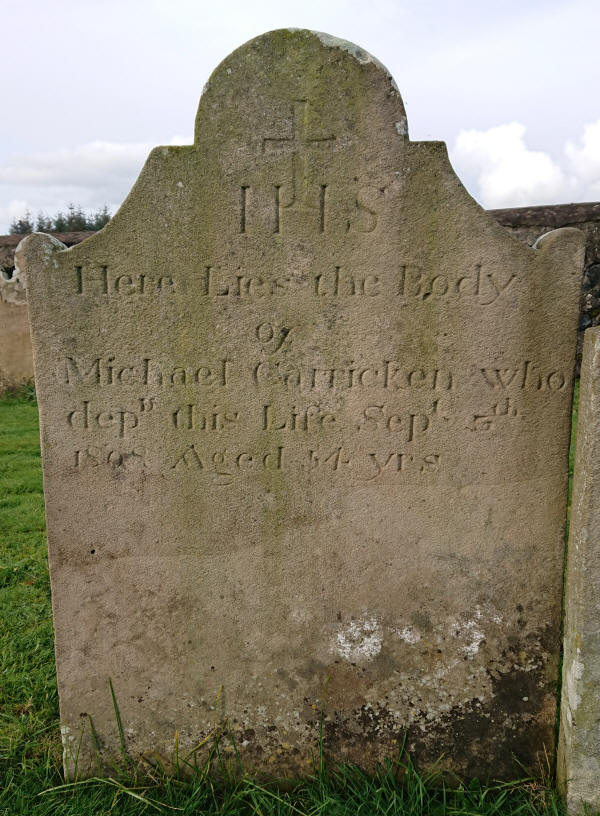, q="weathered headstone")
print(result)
[0,269,34,392]
[559,325,600,814]
[18,29,585,780]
